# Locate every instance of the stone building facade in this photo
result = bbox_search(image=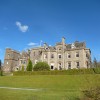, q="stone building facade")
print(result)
[3,37,91,72]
